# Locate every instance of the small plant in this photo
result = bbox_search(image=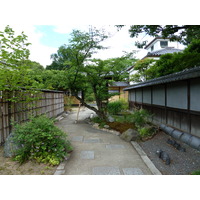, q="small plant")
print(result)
[91,116,107,128]
[131,108,152,128]
[138,126,157,138]
[12,115,72,166]
[107,100,128,115]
